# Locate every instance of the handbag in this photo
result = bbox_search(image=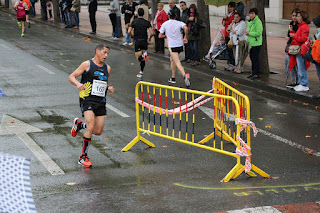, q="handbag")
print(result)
[227,38,234,49]
[288,45,300,55]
